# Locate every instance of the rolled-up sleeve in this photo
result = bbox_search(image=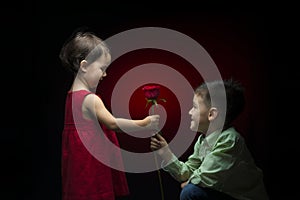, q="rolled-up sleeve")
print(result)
[162,136,203,182]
